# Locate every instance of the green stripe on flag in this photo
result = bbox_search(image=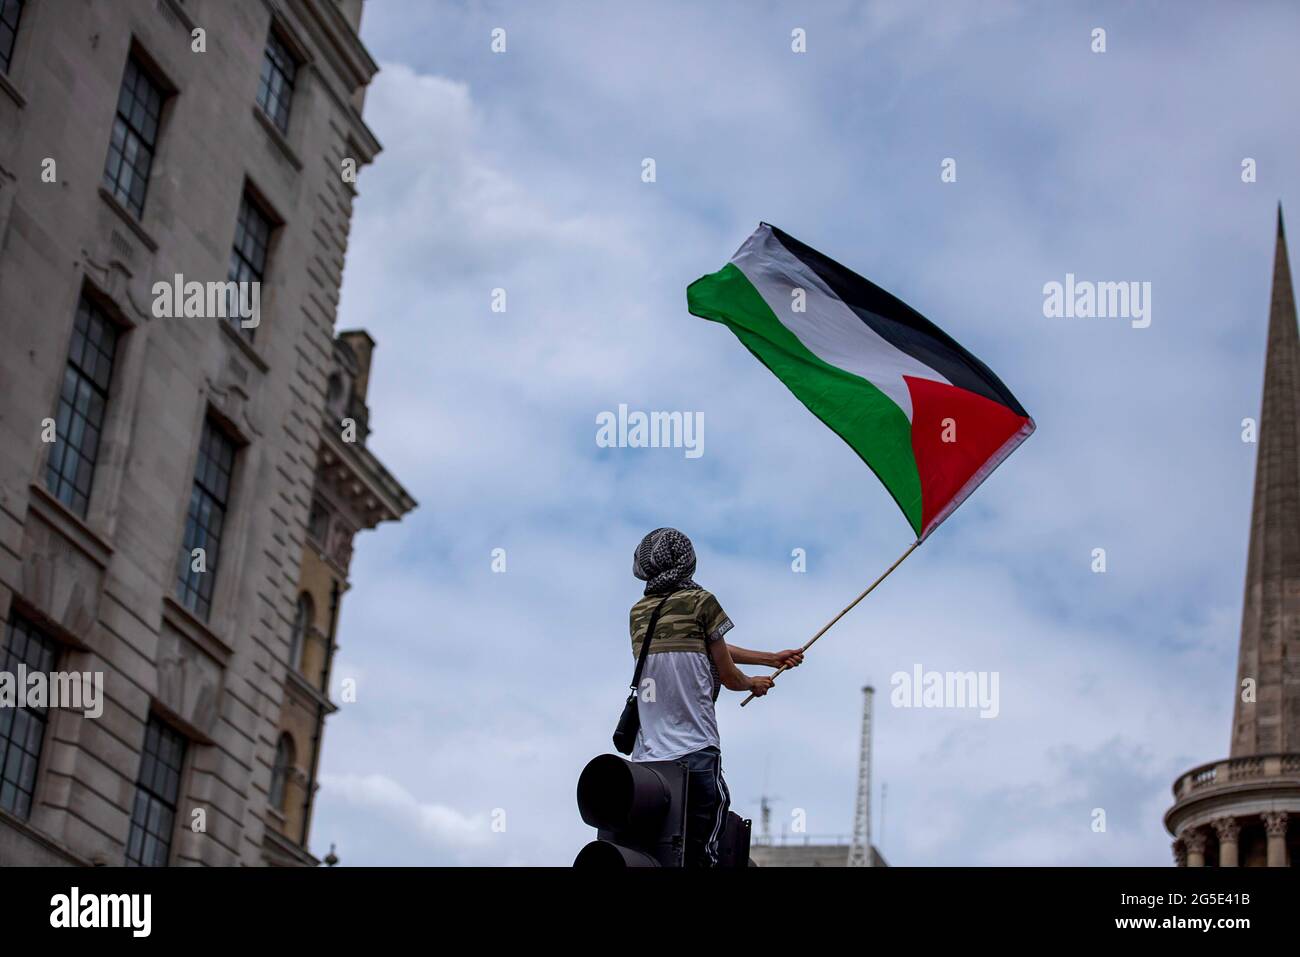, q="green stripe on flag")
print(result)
[688,262,924,535]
